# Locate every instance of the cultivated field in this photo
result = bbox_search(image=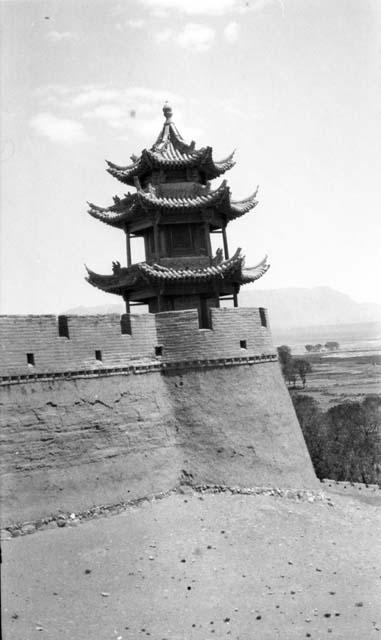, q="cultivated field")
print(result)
[290,354,381,410]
